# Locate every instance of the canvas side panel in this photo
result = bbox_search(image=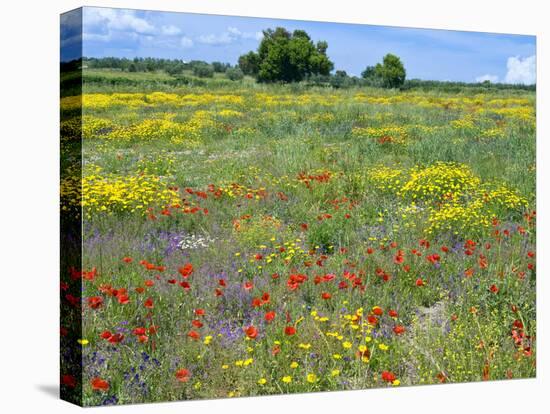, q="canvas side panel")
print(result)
[60,7,83,407]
